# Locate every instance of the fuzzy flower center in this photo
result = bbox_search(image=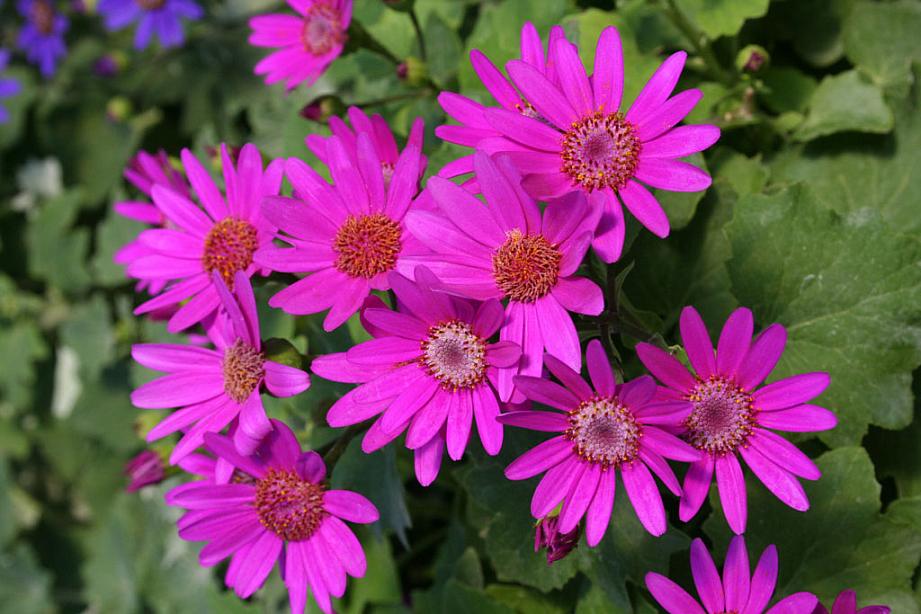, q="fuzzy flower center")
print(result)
[222,339,265,403]
[135,0,166,10]
[254,469,327,542]
[566,397,641,469]
[302,2,344,56]
[333,213,402,279]
[421,320,487,389]
[202,217,259,289]
[561,111,641,192]
[31,0,55,34]
[492,229,561,302]
[685,377,756,455]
